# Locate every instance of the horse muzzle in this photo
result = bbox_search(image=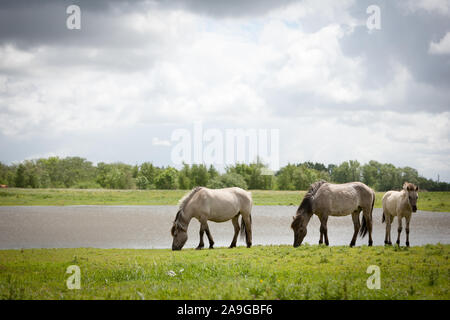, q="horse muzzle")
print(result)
[412,205,417,212]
